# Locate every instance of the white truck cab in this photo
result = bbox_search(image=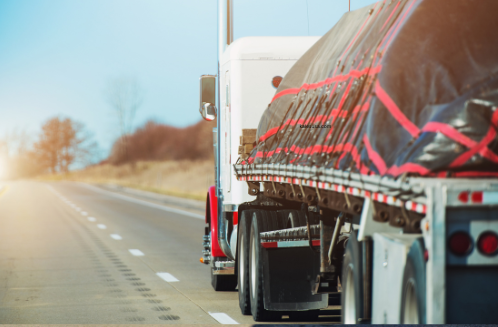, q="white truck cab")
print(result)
[218,36,319,208]
[198,0,319,278]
